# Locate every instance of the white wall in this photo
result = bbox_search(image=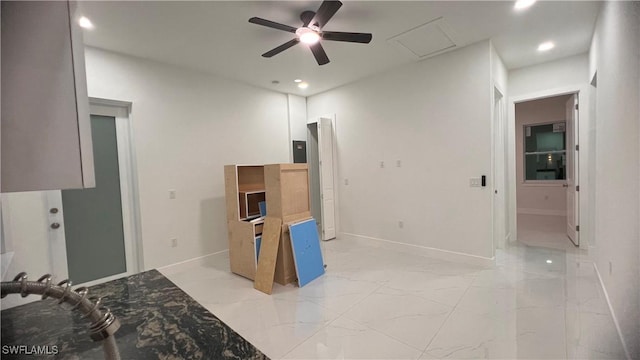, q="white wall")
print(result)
[307,41,493,261]
[589,2,640,357]
[510,54,588,97]
[515,95,570,215]
[287,94,308,161]
[85,48,290,270]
